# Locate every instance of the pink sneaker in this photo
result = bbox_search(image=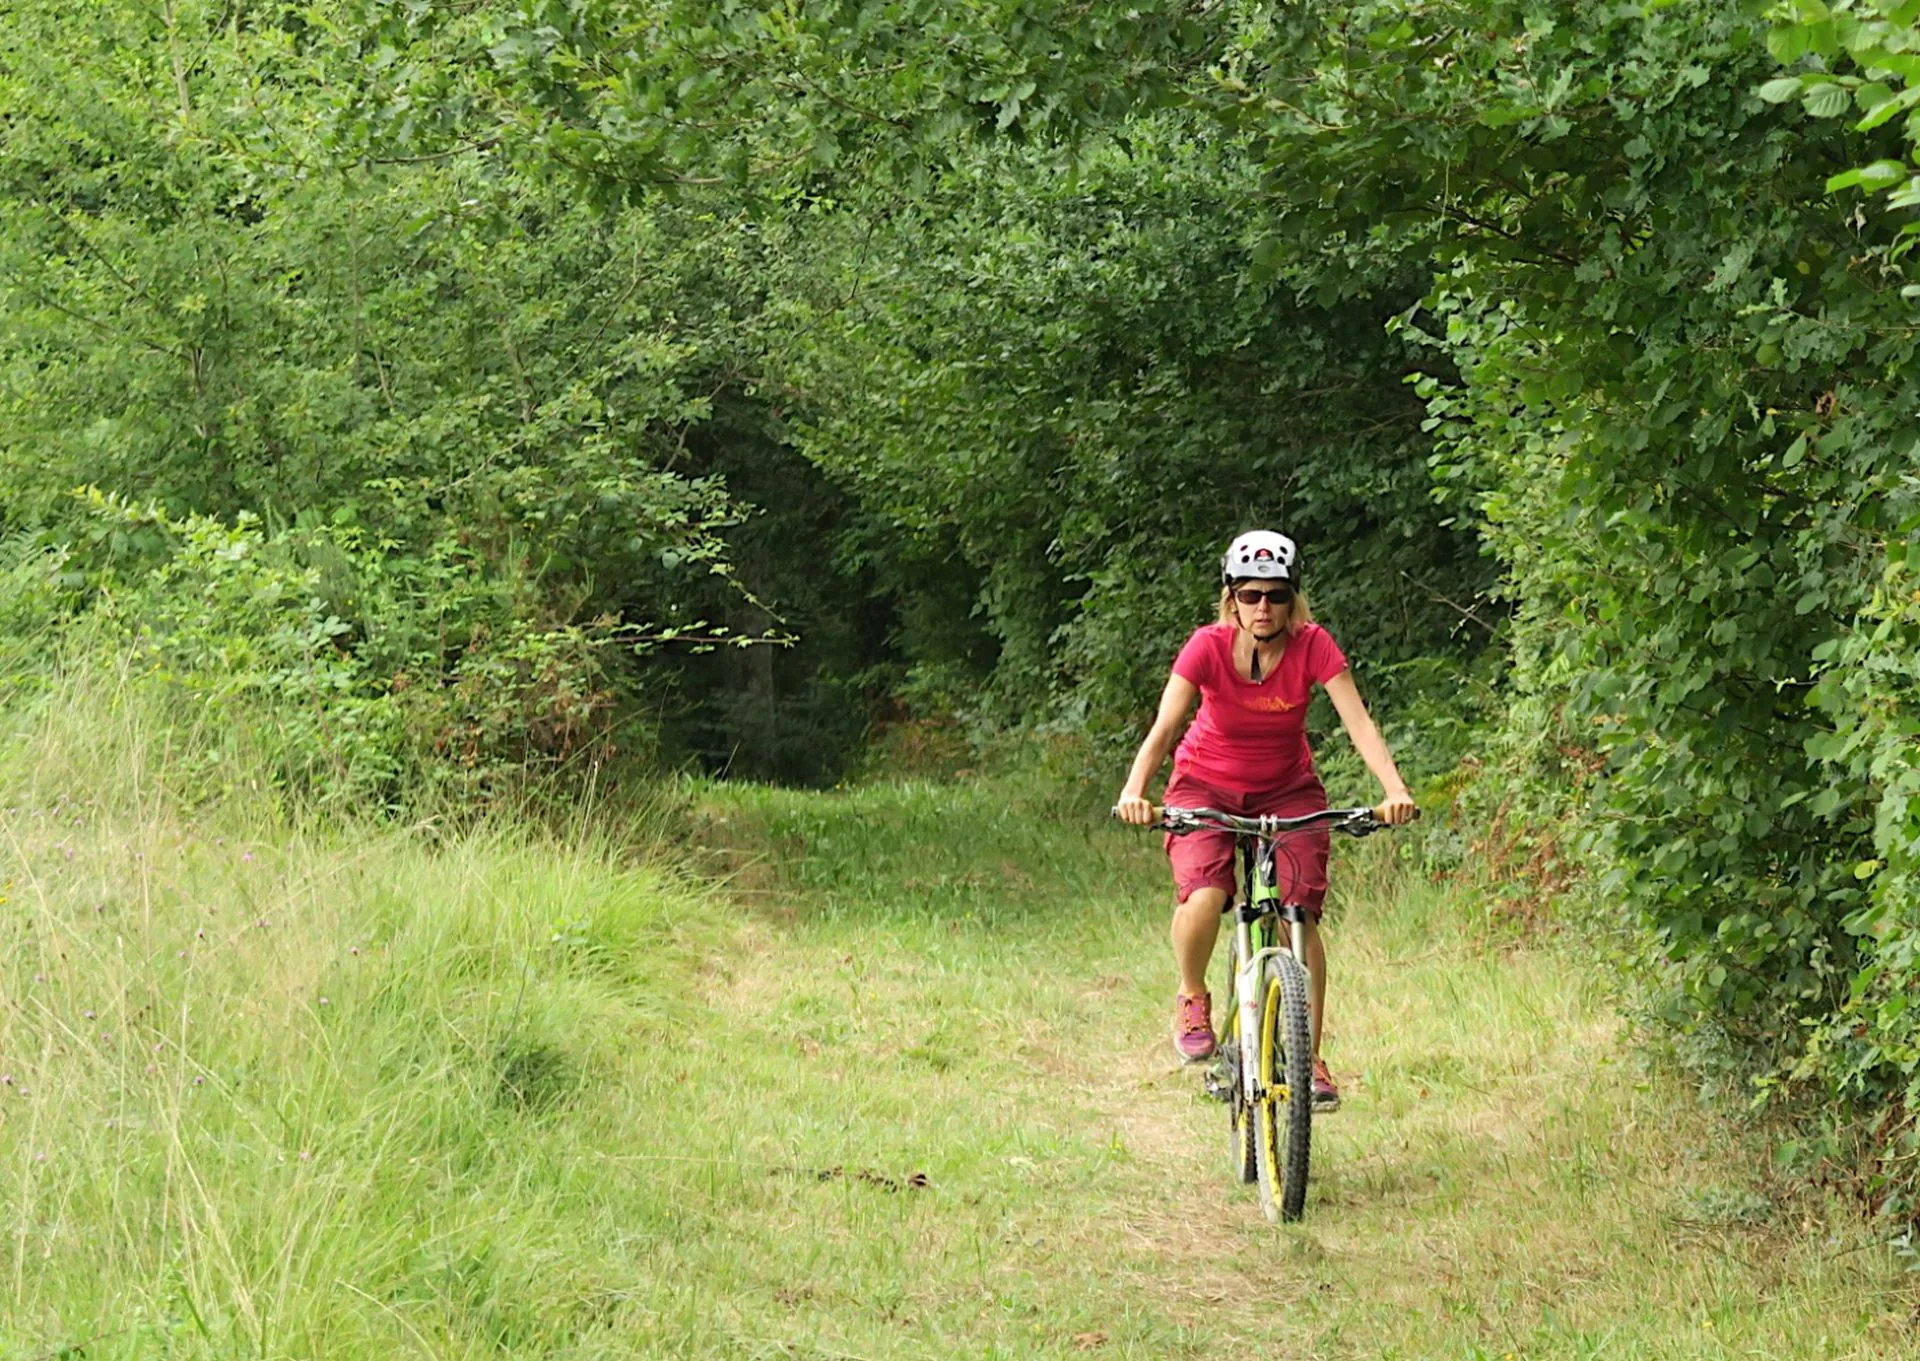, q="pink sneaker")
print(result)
[1174,992,1215,1063]
[1312,1057,1341,1112]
